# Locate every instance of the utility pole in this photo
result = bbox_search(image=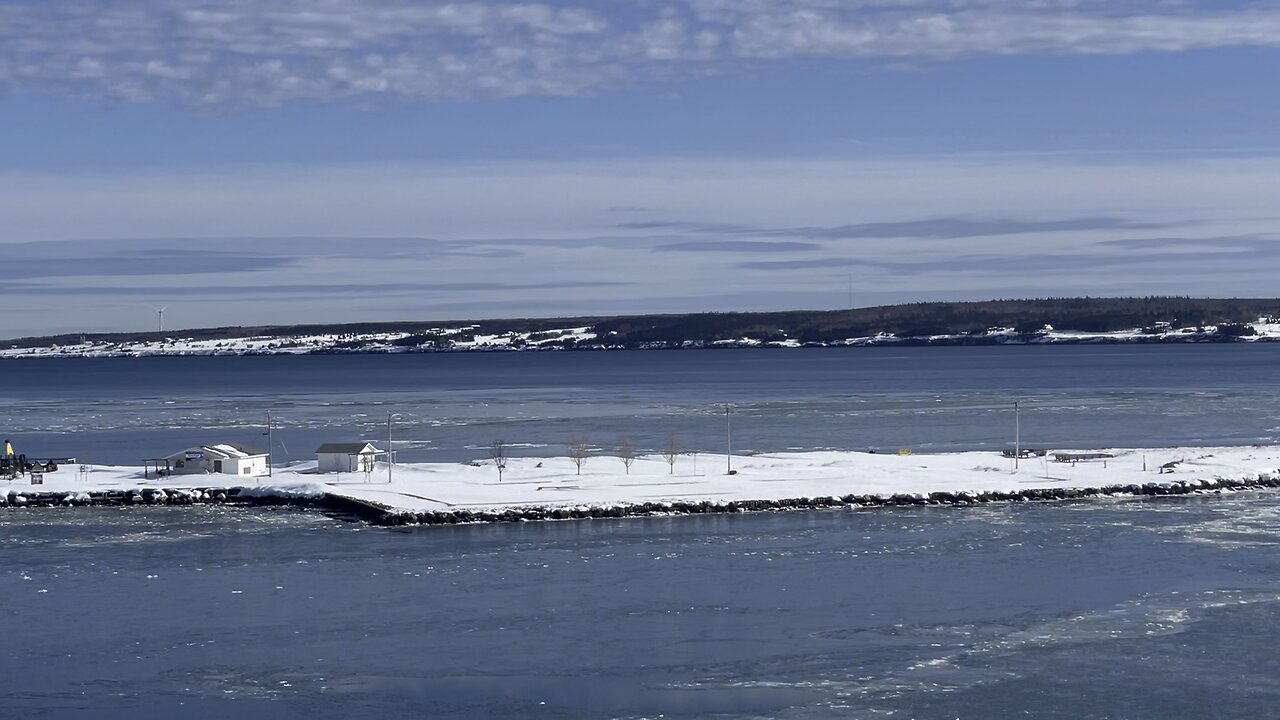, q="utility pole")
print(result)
[725,405,733,475]
[1014,400,1021,471]
[266,410,273,478]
